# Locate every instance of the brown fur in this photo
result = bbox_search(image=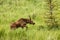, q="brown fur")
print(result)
[10,18,35,29]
